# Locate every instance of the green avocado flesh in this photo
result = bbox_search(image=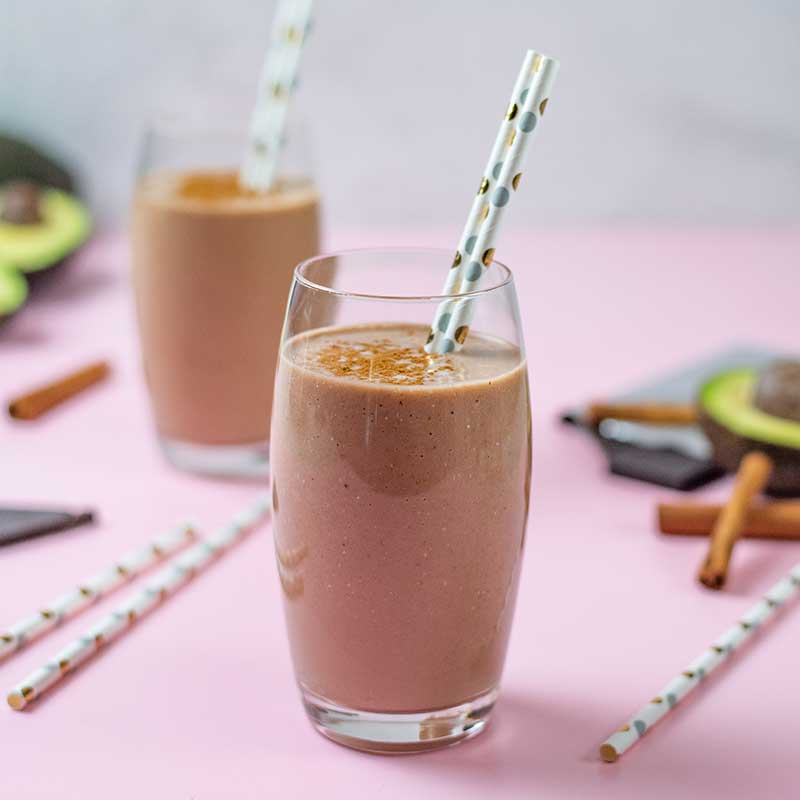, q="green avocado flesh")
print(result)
[0,189,91,272]
[700,368,800,450]
[0,264,28,316]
